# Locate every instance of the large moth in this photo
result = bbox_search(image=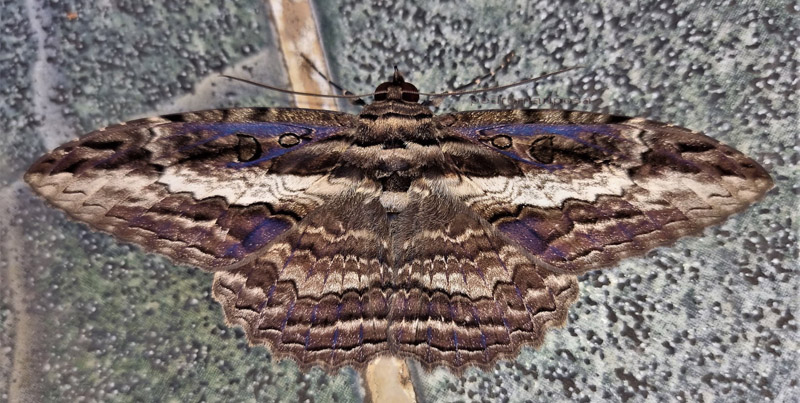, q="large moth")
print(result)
[24,70,773,370]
